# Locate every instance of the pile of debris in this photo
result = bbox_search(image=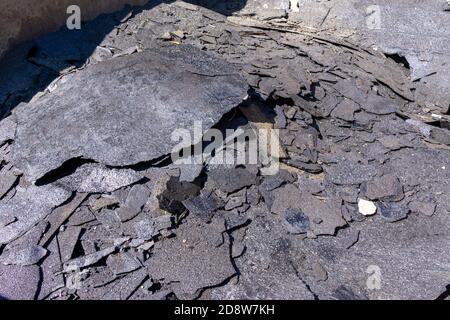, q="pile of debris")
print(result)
[0,1,449,300]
